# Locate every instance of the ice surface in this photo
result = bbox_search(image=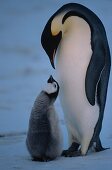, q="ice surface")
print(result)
[0,0,112,169]
[0,134,112,170]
